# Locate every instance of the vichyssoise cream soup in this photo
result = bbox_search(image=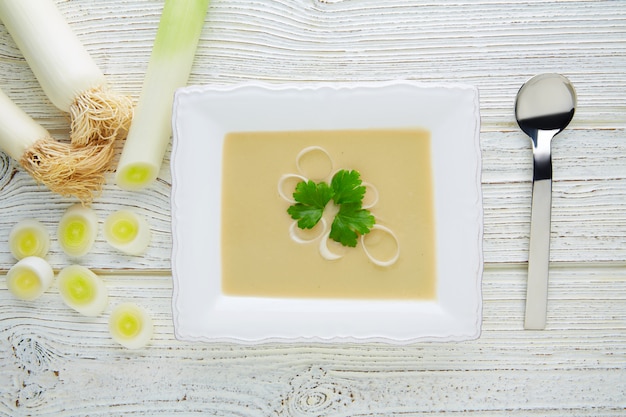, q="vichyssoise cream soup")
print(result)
[221,129,436,300]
